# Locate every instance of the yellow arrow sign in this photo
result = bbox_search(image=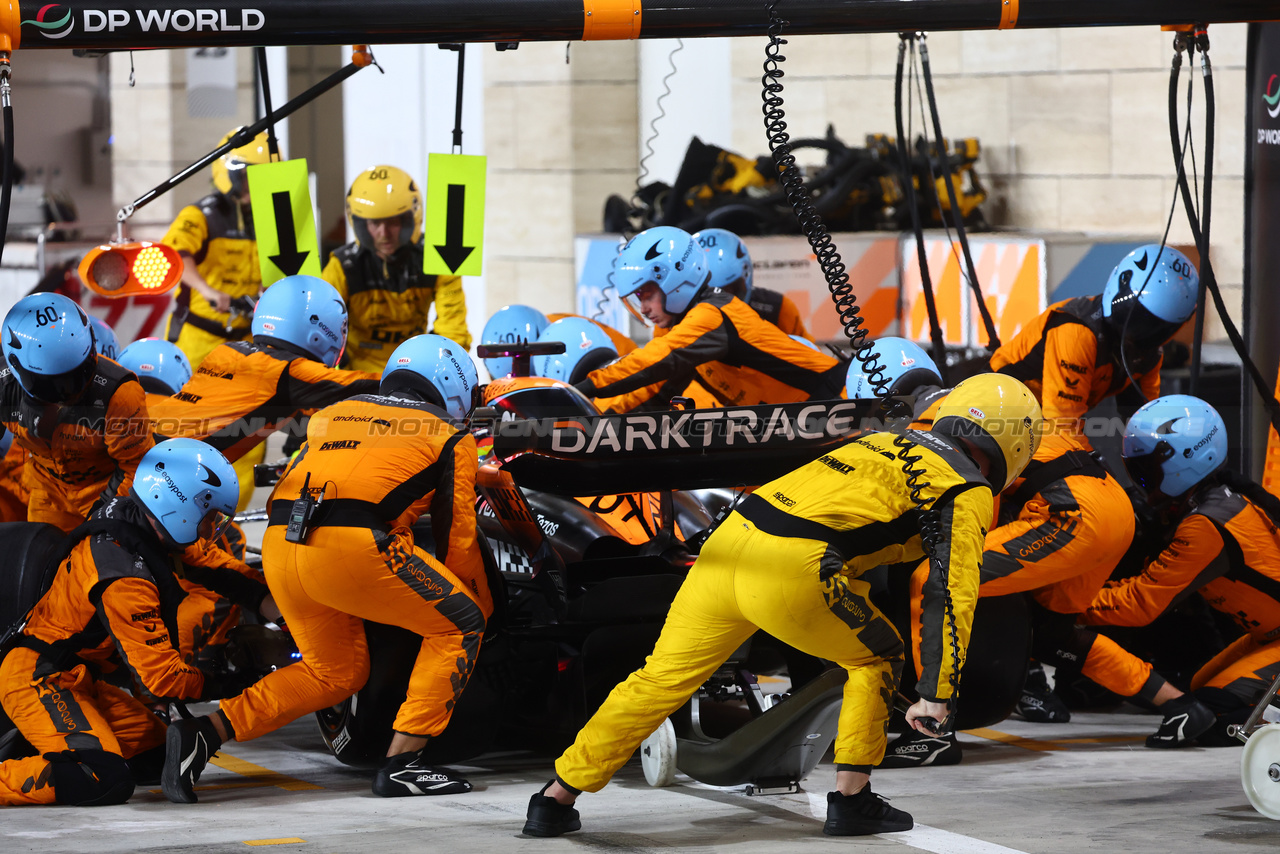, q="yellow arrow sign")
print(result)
[247,159,322,286]
[423,153,485,277]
